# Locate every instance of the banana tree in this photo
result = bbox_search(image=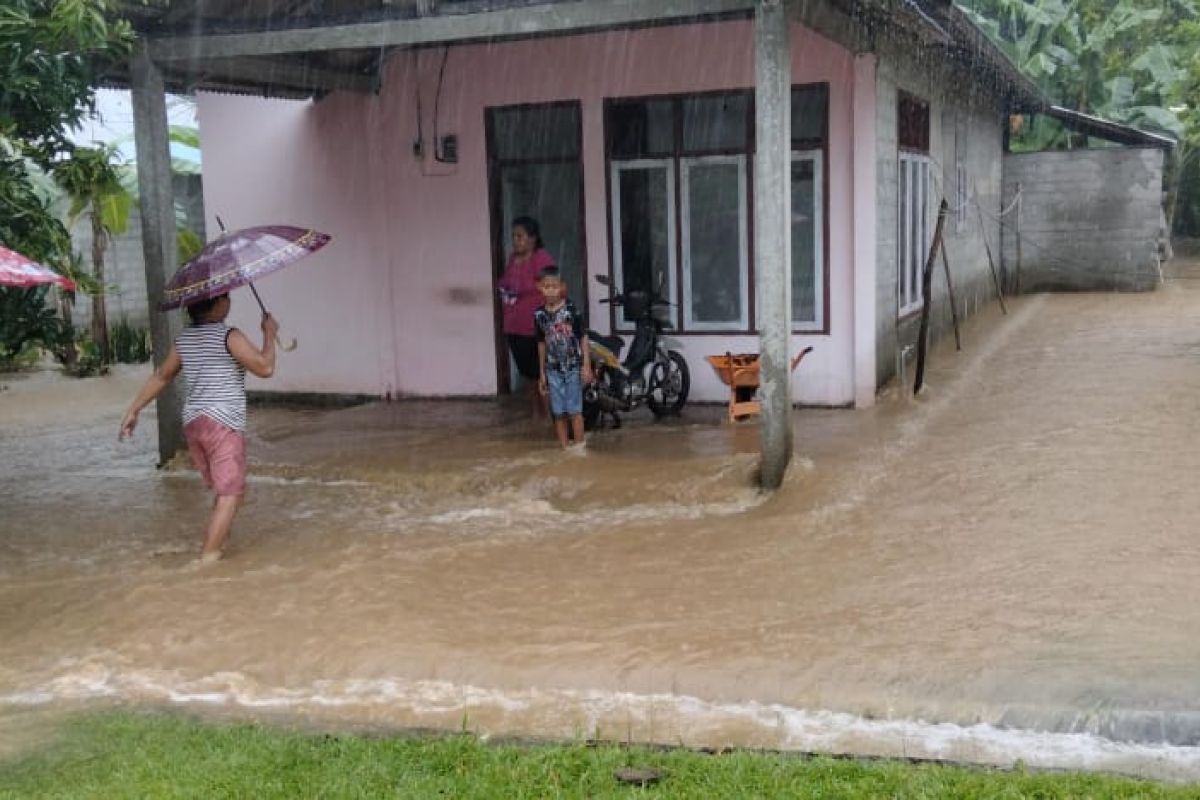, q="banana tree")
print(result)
[52,143,131,363]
